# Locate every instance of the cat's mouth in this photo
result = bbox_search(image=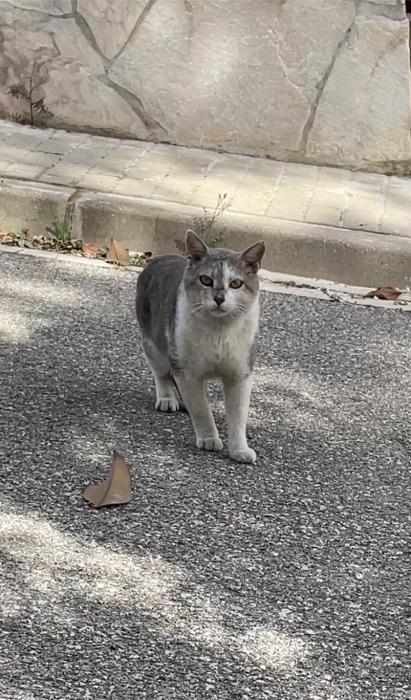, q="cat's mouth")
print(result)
[210,306,230,317]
